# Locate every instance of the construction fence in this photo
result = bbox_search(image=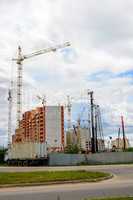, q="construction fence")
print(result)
[48,152,133,166]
